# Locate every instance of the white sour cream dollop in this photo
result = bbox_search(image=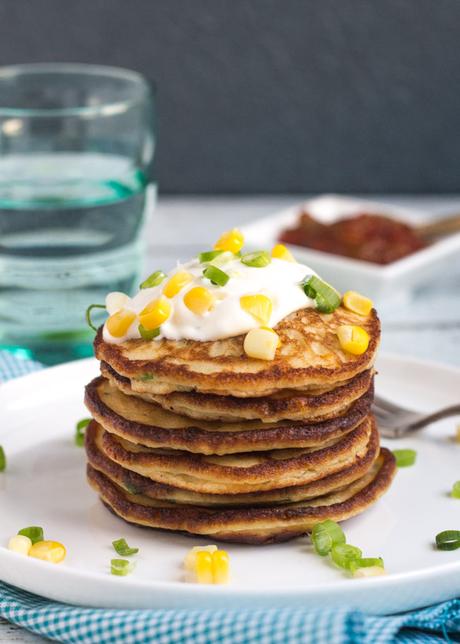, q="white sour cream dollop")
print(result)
[103,255,317,344]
